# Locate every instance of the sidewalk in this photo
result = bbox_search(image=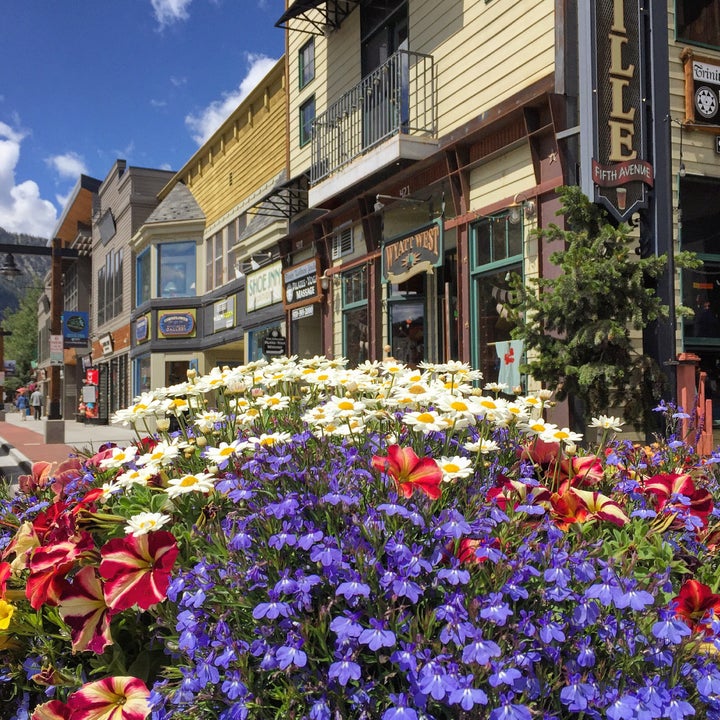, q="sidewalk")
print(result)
[0,409,138,469]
